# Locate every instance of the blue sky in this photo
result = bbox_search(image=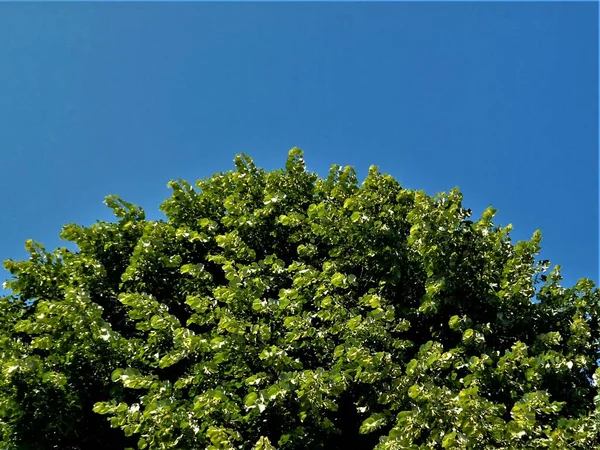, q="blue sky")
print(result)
[0,2,597,293]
